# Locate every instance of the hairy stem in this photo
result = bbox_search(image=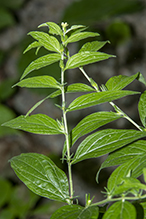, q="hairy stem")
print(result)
[61,67,73,202]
